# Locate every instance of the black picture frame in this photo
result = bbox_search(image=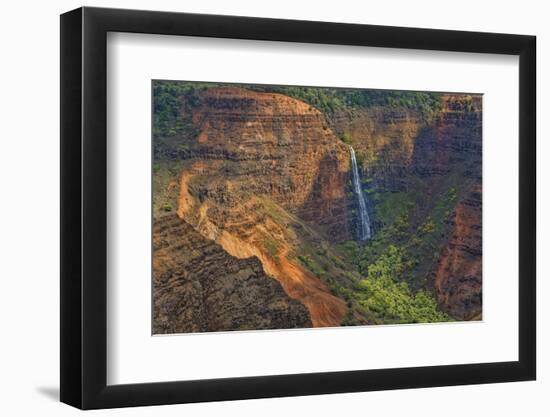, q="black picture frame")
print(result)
[60,6,536,410]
